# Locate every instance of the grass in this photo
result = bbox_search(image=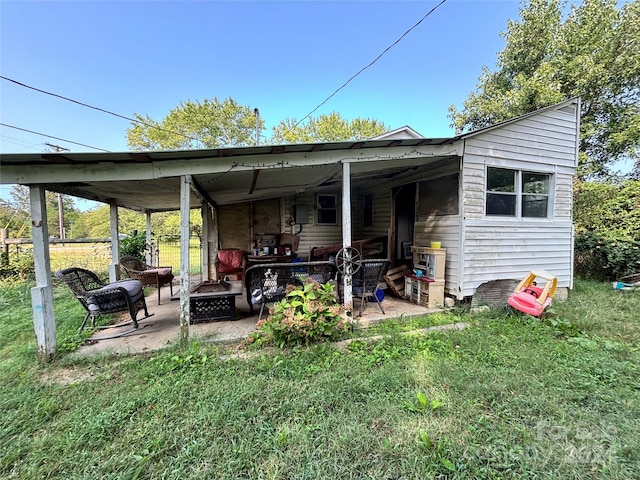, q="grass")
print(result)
[1,278,639,479]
